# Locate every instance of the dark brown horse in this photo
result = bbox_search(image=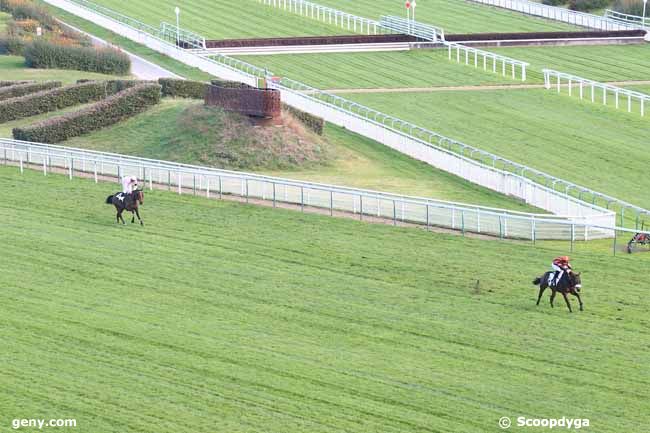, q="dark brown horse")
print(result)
[532,271,583,312]
[105,190,144,225]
